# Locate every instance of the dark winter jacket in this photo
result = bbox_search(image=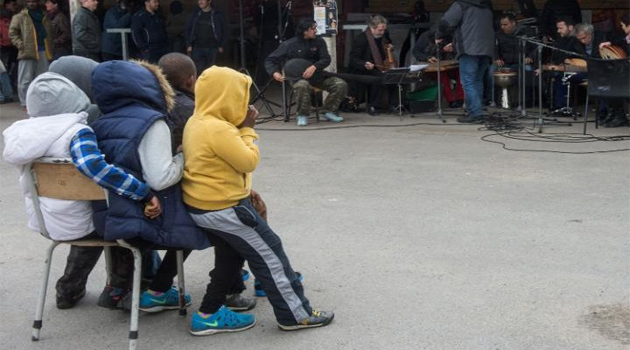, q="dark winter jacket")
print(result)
[90,60,210,250]
[348,30,392,72]
[72,7,101,56]
[494,27,536,65]
[102,5,131,56]
[412,27,455,61]
[436,0,494,58]
[265,35,331,83]
[131,8,169,53]
[169,89,194,148]
[185,6,228,48]
[47,9,71,54]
